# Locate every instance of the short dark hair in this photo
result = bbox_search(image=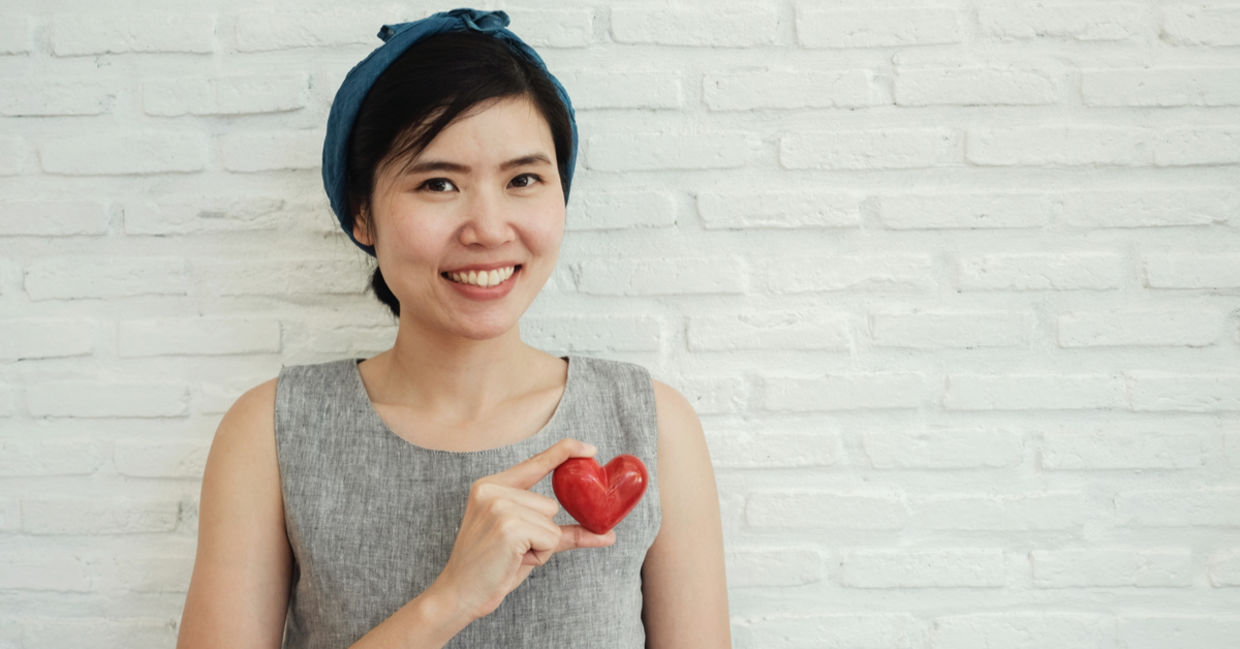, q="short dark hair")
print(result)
[346,30,574,318]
